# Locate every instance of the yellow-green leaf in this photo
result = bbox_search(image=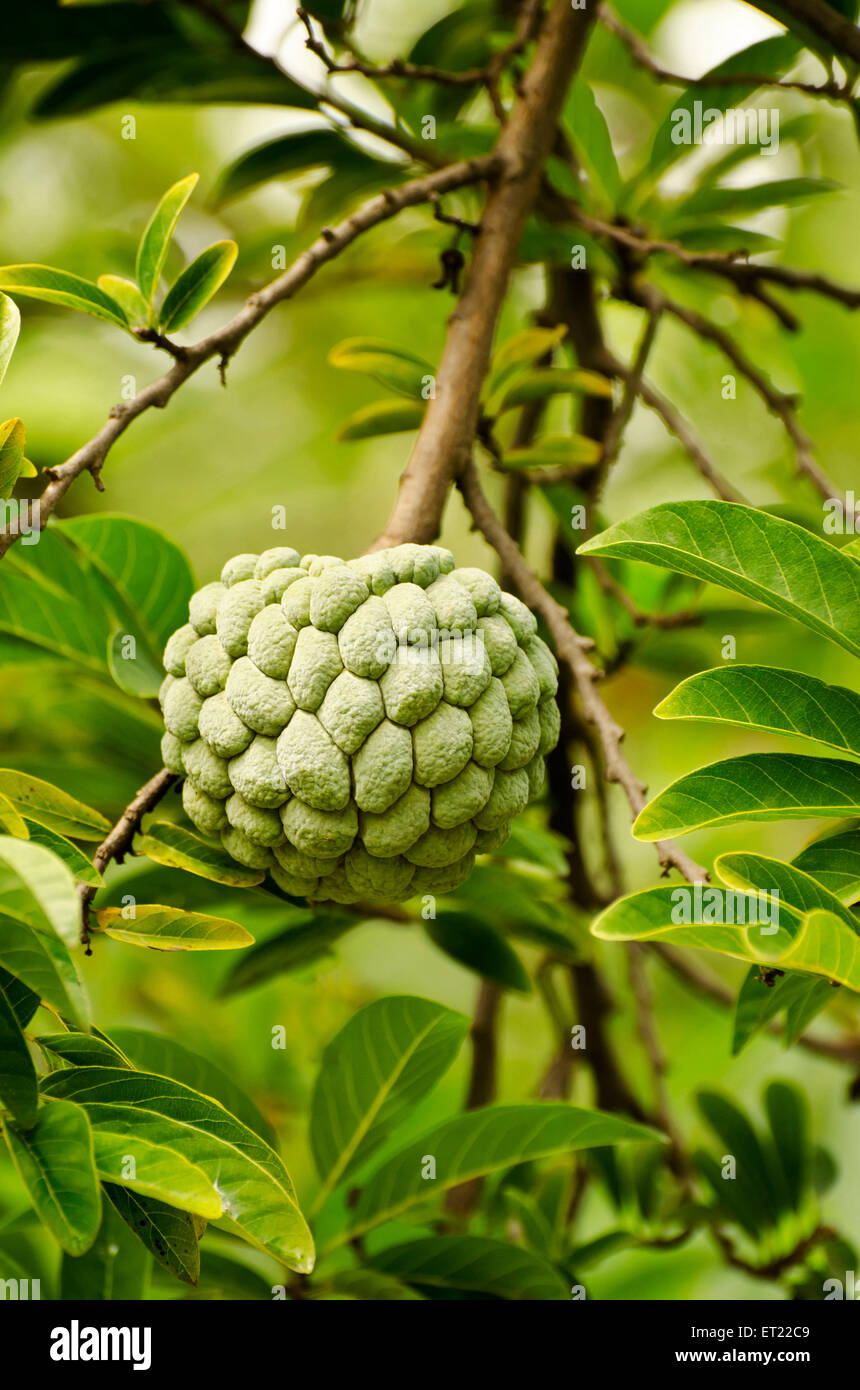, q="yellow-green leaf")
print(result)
[159,239,237,332]
[0,769,109,841]
[135,172,198,311]
[95,905,254,951]
[0,265,128,327]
